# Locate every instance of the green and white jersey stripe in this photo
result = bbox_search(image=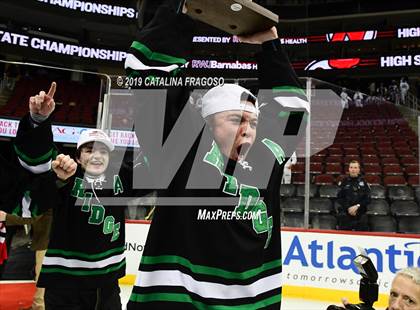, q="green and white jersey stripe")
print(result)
[140,255,281,281]
[125,53,182,73]
[14,144,54,174]
[272,86,309,112]
[129,292,281,310]
[42,246,125,276]
[136,269,282,300]
[129,41,187,66]
[43,252,125,269]
[125,41,188,75]
[131,254,282,308]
